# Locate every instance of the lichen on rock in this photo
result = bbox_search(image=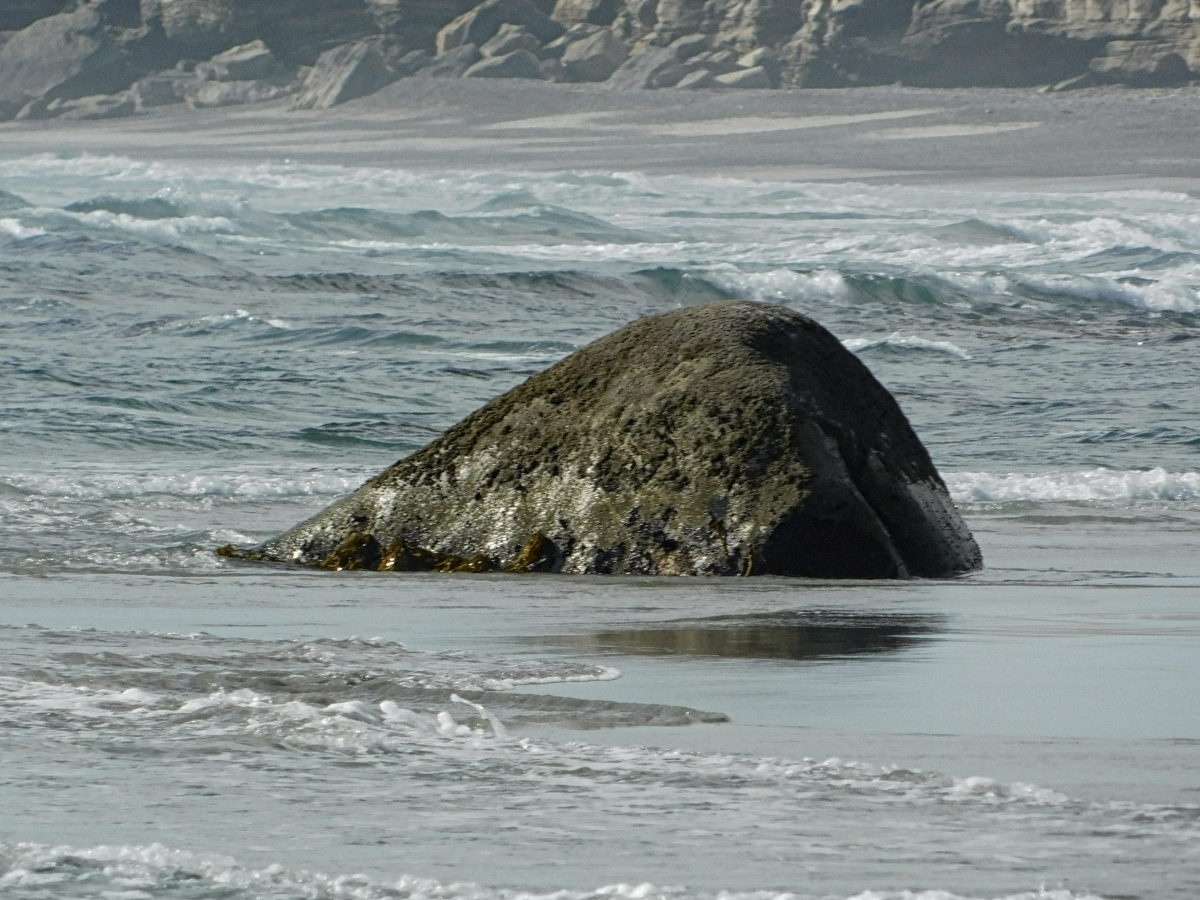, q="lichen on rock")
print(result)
[221,301,982,579]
